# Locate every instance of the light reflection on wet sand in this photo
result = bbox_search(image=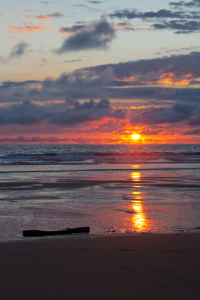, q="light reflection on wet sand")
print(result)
[0,165,200,241]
